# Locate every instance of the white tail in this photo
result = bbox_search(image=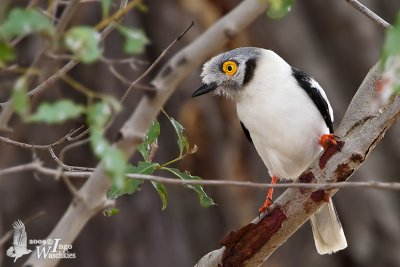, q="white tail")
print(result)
[310,199,347,254]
